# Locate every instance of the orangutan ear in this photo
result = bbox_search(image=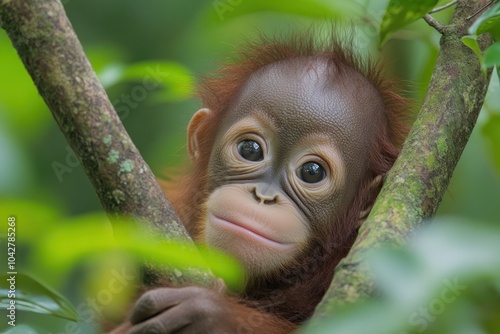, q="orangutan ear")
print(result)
[356,174,384,227]
[187,108,212,161]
